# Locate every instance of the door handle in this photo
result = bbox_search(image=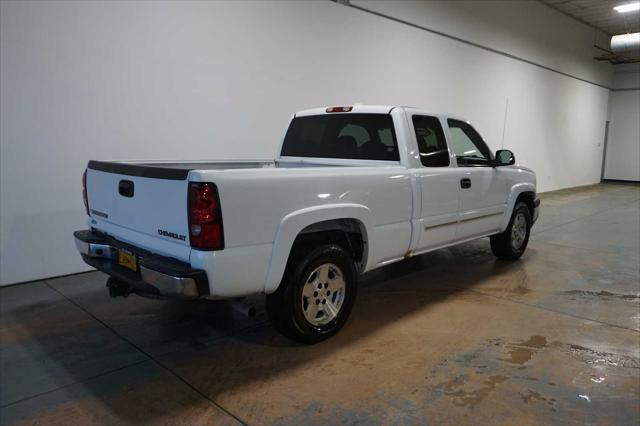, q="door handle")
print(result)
[119,180,134,197]
[460,178,471,189]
